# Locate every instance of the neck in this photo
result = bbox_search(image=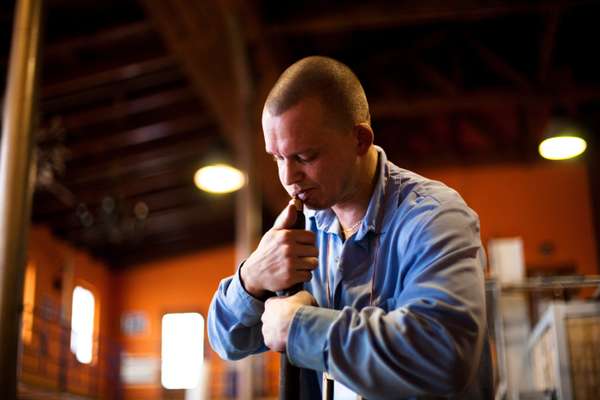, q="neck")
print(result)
[332,147,379,232]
